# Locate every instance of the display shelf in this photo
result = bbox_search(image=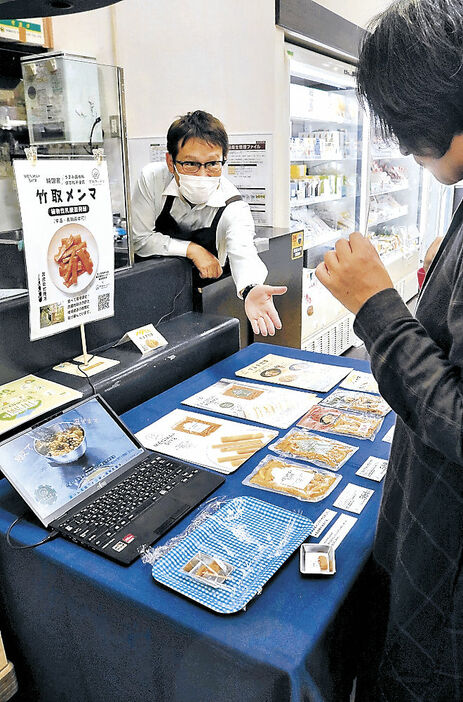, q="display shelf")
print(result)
[368,207,409,227]
[370,182,409,196]
[291,193,355,208]
[303,231,341,251]
[290,115,358,127]
[290,156,358,163]
[371,153,409,160]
